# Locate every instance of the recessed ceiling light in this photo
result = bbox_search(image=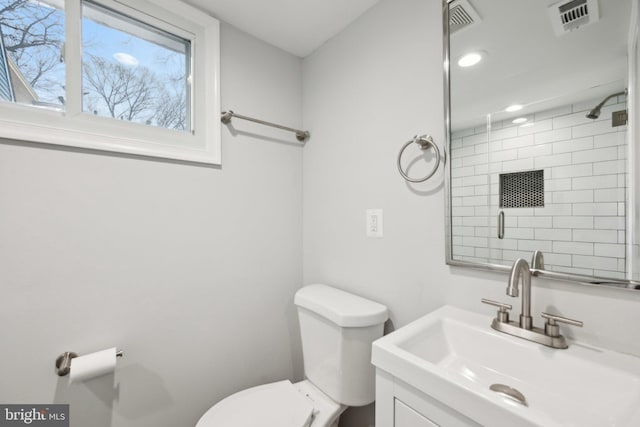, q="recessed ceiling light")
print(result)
[505,104,523,113]
[457,52,483,68]
[512,117,528,124]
